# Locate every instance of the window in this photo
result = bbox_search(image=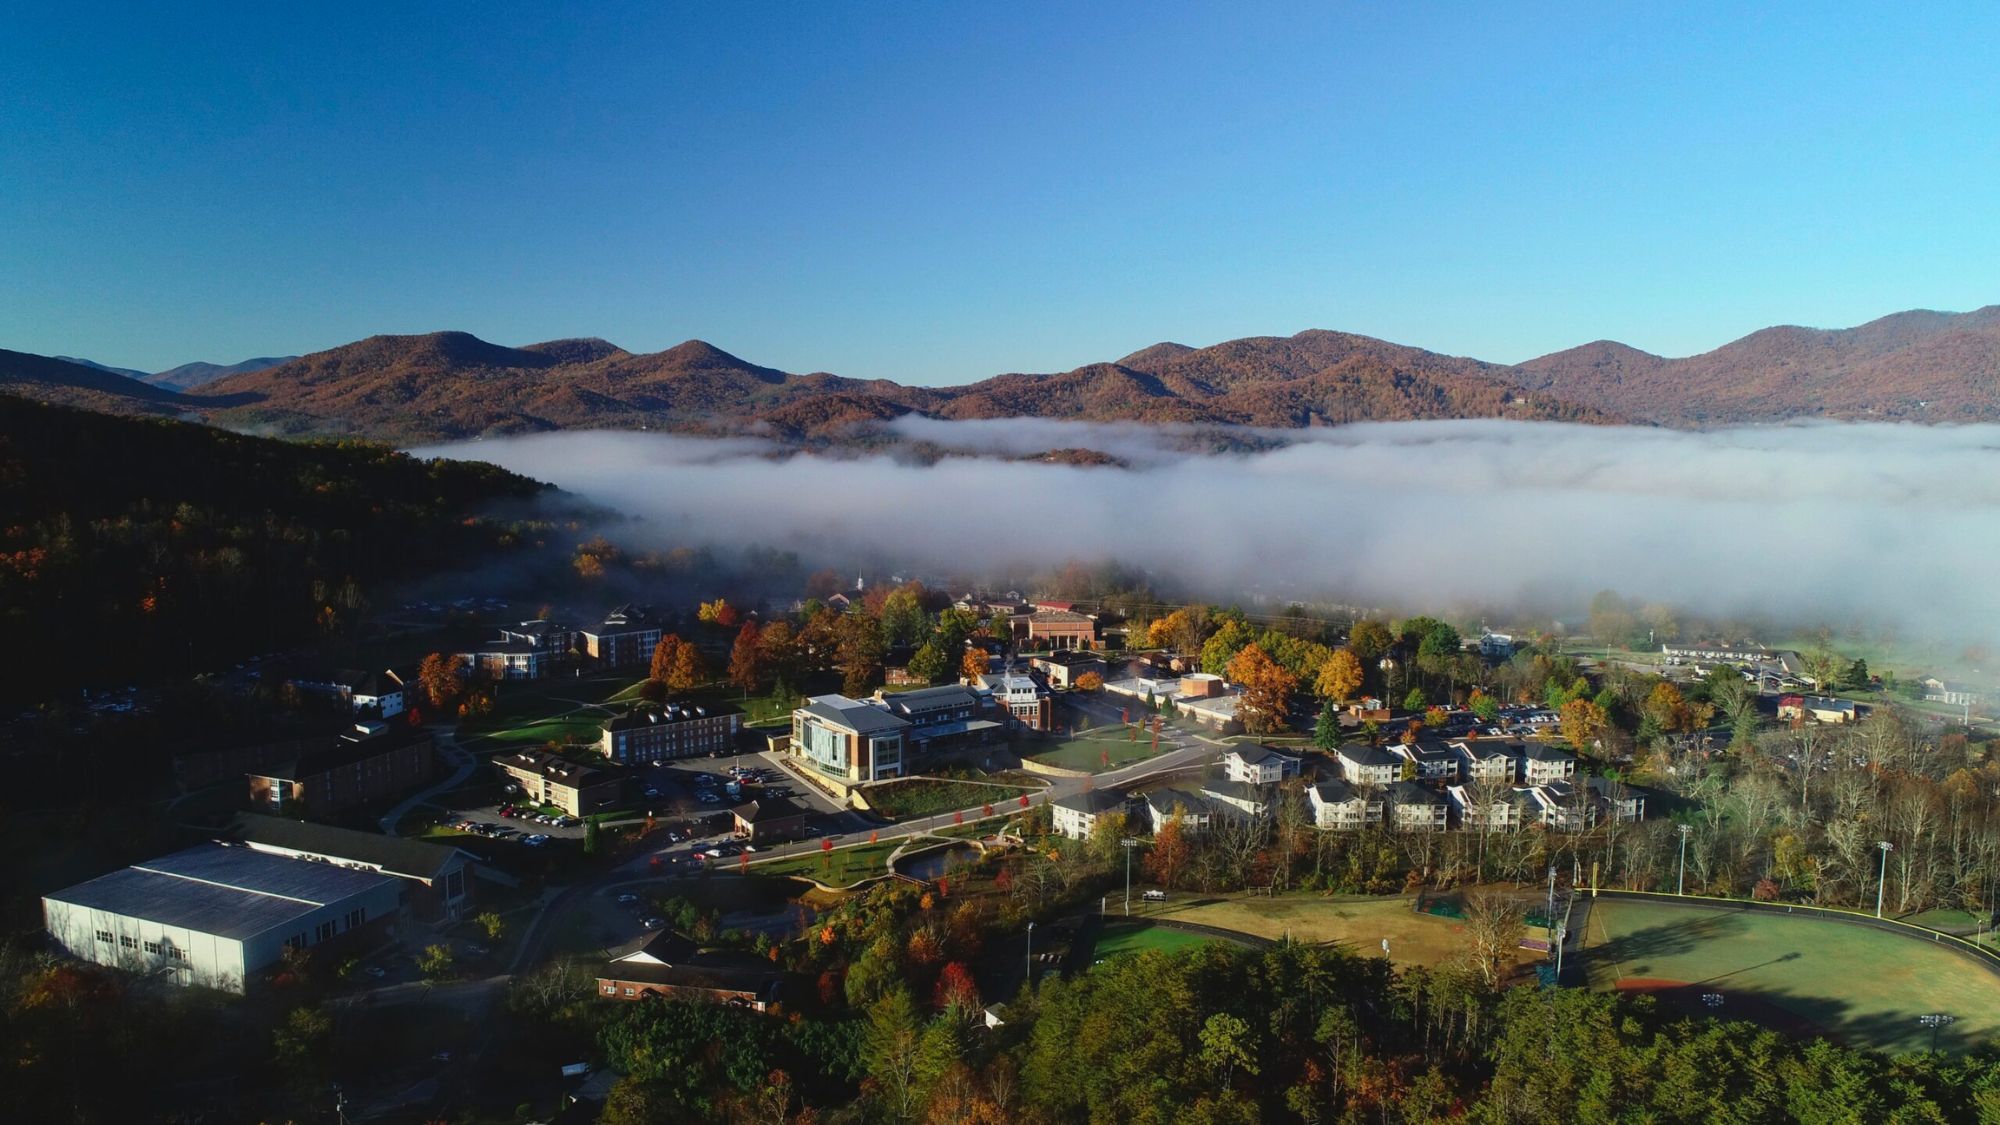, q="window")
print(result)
[144,940,161,955]
[602,984,617,995]
[315,920,335,942]
[119,936,137,949]
[95,930,113,944]
[622,987,636,996]
[445,869,464,898]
